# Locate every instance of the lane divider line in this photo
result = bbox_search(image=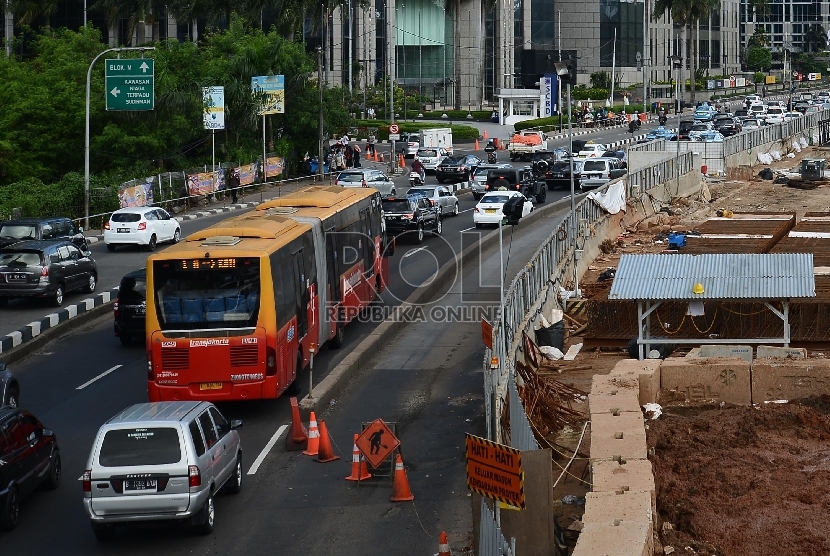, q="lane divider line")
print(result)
[403,247,428,258]
[76,364,123,390]
[247,424,288,475]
